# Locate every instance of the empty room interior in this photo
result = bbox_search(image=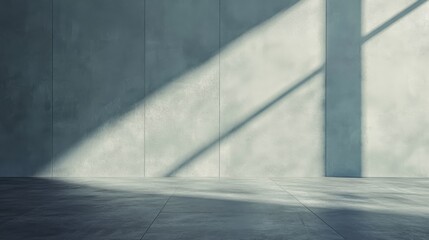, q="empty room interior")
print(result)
[1,0,429,239]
